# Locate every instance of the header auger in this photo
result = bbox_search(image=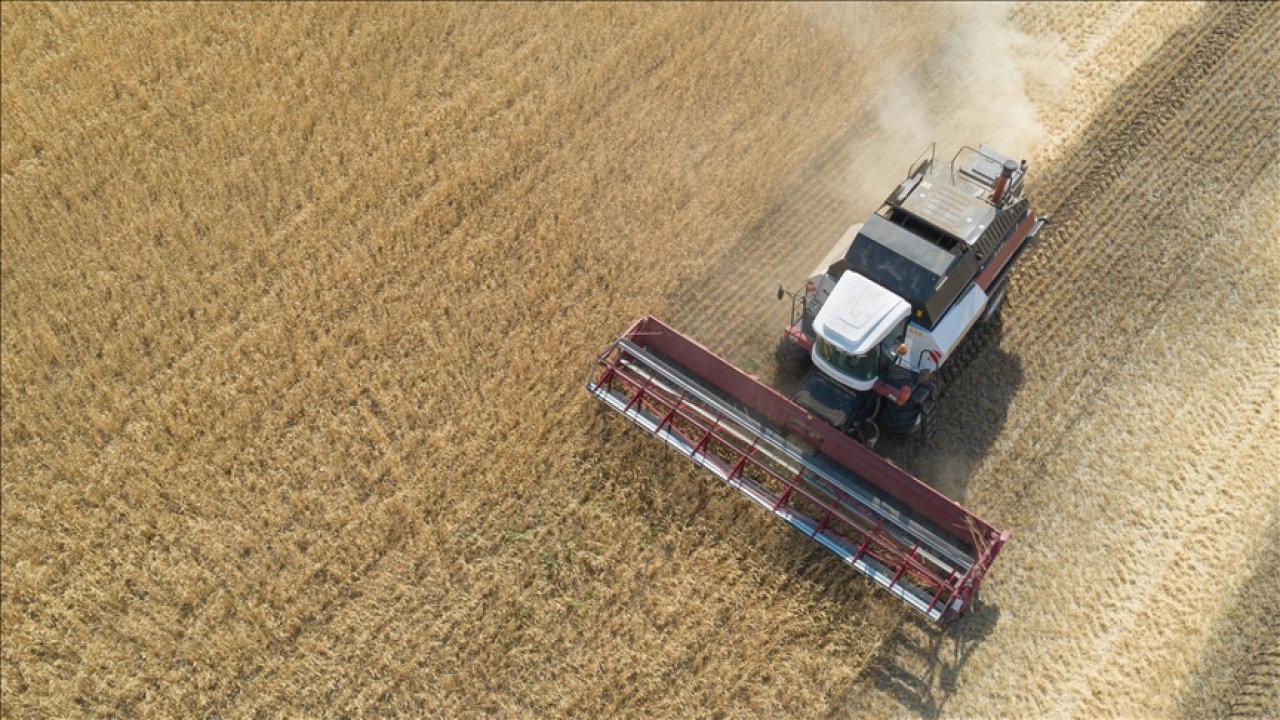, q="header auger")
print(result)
[587,144,1046,620]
